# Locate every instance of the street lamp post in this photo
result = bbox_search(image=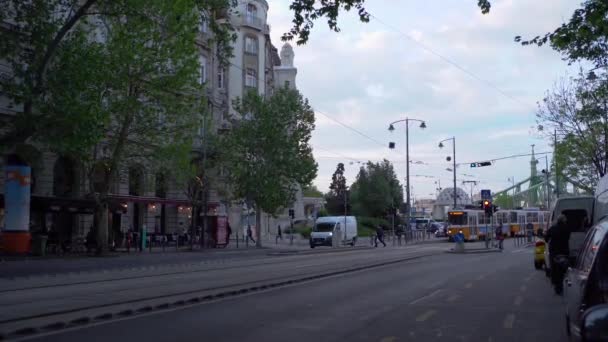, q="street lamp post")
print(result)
[438,137,457,209]
[389,118,427,232]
